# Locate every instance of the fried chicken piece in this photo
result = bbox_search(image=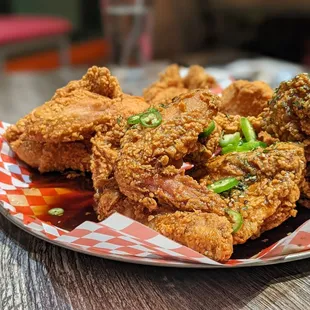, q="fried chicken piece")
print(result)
[147,211,233,262]
[90,118,129,220]
[302,164,310,199]
[219,80,273,117]
[5,66,149,173]
[263,73,310,157]
[143,64,218,106]
[200,142,306,244]
[9,140,92,172]
[261,73,310,199]
[115,90,227,218]
[183,65,218,90]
